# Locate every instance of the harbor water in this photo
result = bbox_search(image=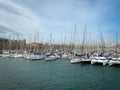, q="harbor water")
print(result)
[0,57,120,90]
